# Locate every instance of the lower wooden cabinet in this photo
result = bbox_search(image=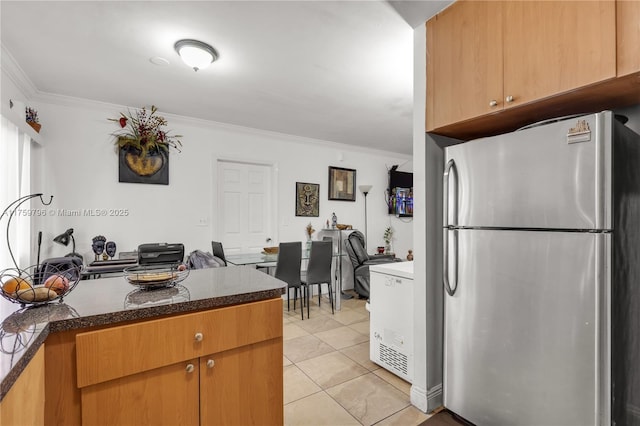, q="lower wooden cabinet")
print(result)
[44,298,283,425]
[78,338,282,426]
[1,346,45,426]
[80,358,200,426]
[200,339,283,425]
